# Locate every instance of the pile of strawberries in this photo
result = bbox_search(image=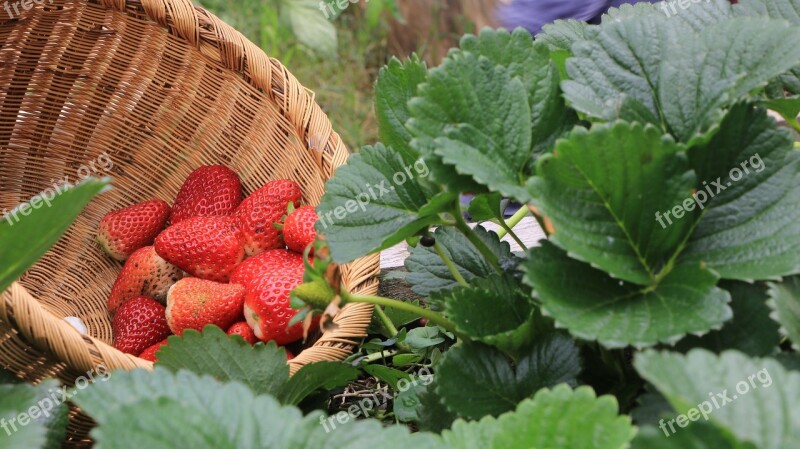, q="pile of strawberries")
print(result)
[97,165,319,362]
